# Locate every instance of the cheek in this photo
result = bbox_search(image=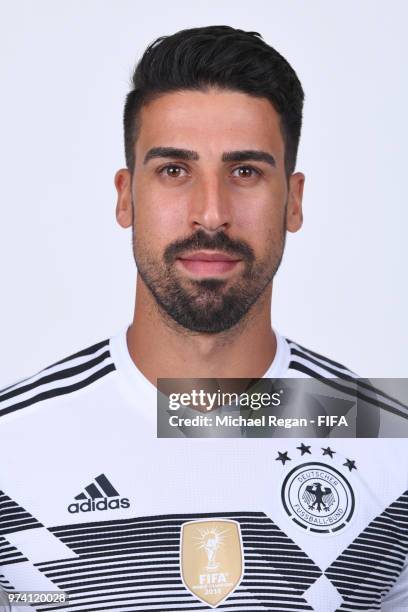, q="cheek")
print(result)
[133,183,188,252]
[232,185,286,240]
